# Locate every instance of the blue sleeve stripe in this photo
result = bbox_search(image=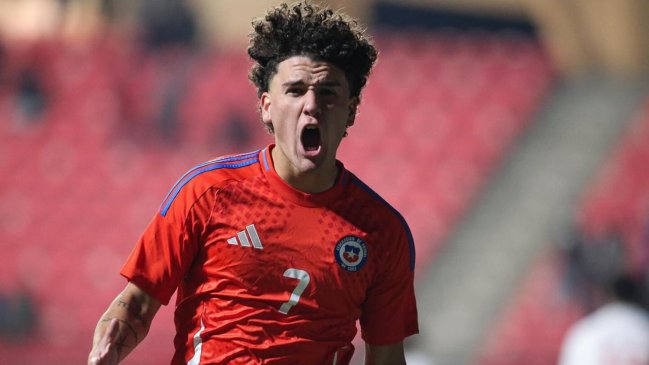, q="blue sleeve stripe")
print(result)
[159,150,259,210]
[351,175,416,271]
[159,157,259,217]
